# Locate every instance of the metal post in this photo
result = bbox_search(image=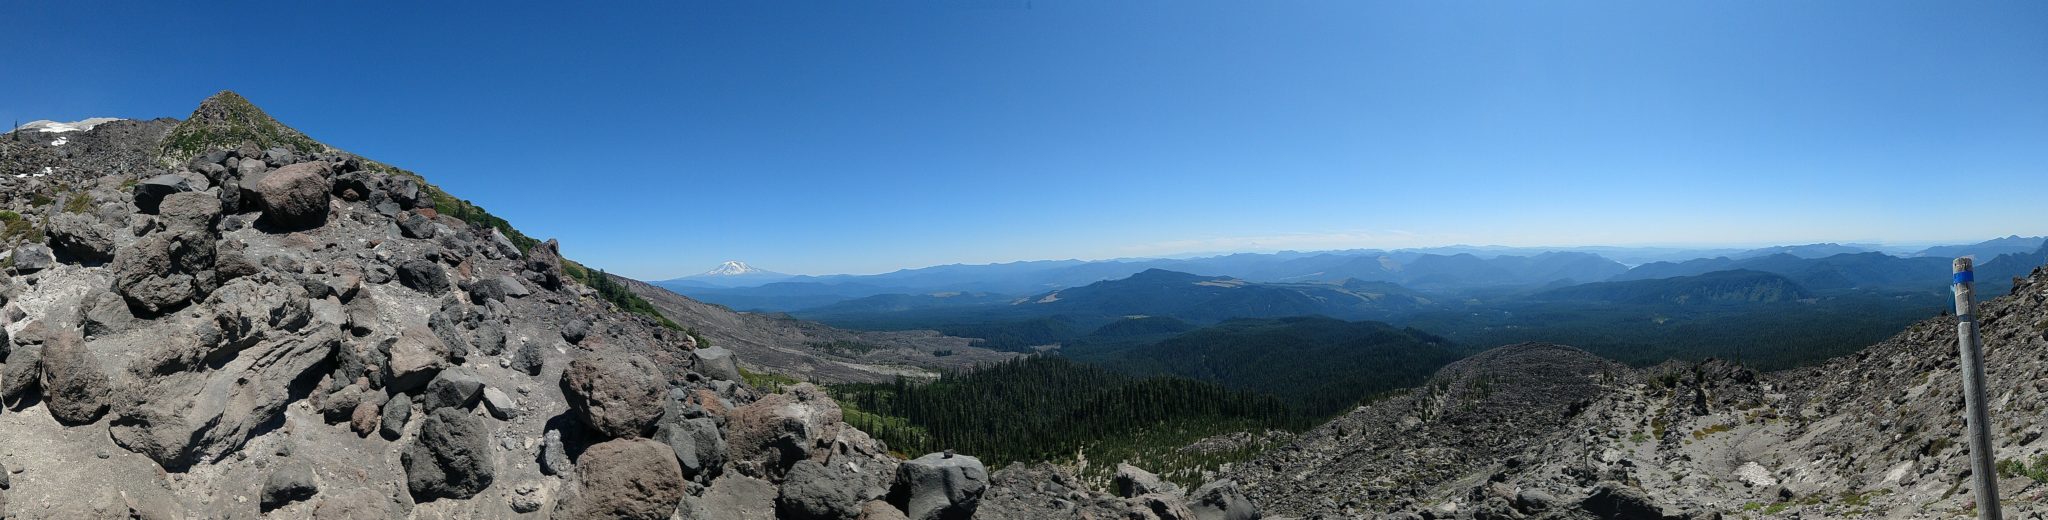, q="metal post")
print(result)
[1953,257,2002,519]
